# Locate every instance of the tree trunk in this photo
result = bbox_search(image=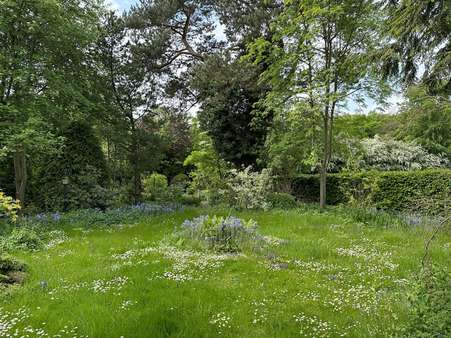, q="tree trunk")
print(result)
[14,150,27,206]
[130,131,142,204]
[320,166,326,210]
